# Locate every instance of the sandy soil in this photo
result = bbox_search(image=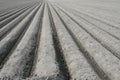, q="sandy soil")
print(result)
[0,0,120,80]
